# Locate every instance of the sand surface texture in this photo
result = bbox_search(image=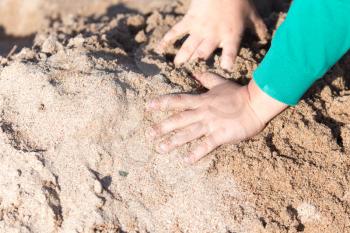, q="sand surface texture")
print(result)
[0,1,350,233]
